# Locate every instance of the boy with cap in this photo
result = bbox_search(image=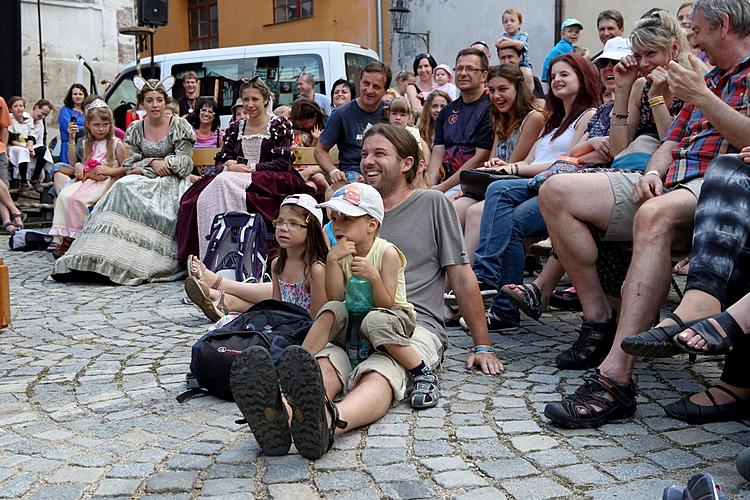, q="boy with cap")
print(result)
[541,18,584,82]
[302,182,440,408]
